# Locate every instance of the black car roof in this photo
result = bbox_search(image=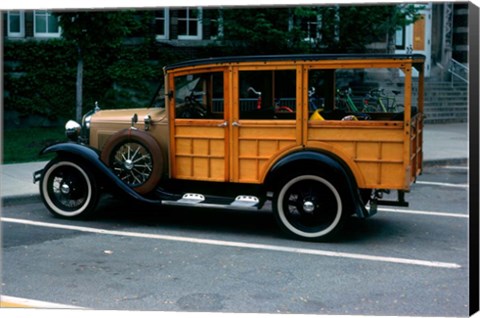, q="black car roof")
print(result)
[164,53,426,71]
